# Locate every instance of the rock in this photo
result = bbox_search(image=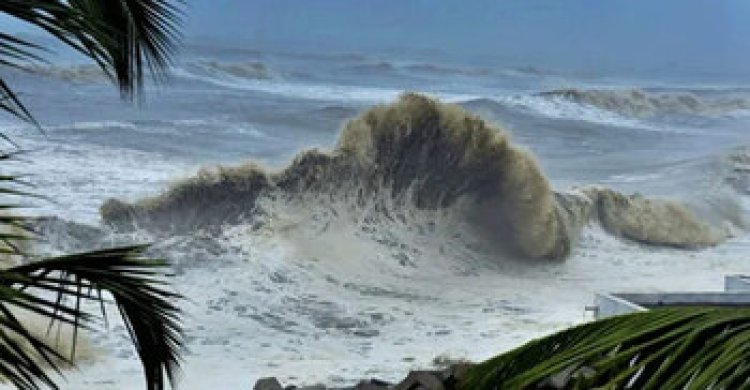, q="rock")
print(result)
[355,378,391,389]
[394,371,445,390]
[254,377,283,390]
